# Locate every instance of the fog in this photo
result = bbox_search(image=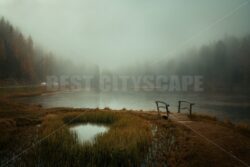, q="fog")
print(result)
[1,0,250,68]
